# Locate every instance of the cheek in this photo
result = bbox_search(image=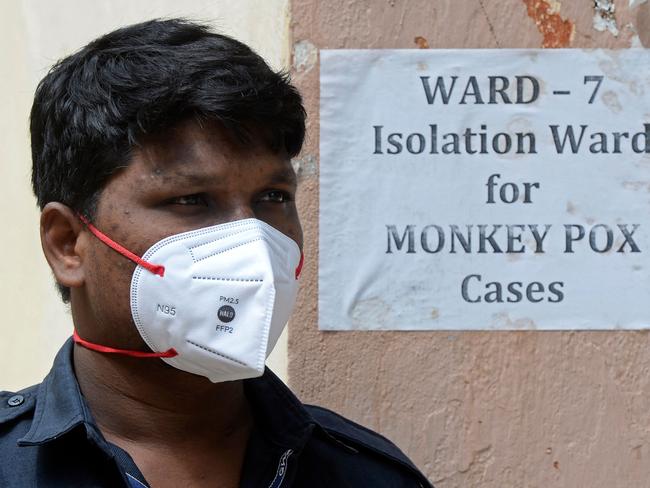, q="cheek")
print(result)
[255,205,303,249]
[286,207,304,249]
[271,210,303,249]
[83,242,139,342]
[287,219,303,250]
